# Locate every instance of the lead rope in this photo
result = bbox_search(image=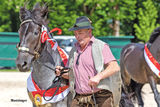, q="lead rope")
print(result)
[91,88,97,107]
[88,76,97,107]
